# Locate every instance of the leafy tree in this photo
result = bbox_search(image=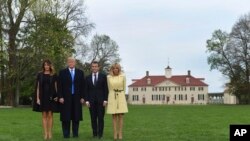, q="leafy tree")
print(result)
[80,34,121,74]
[27,13,74,69]
[206,13,250,104]
[1,0,35,106]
